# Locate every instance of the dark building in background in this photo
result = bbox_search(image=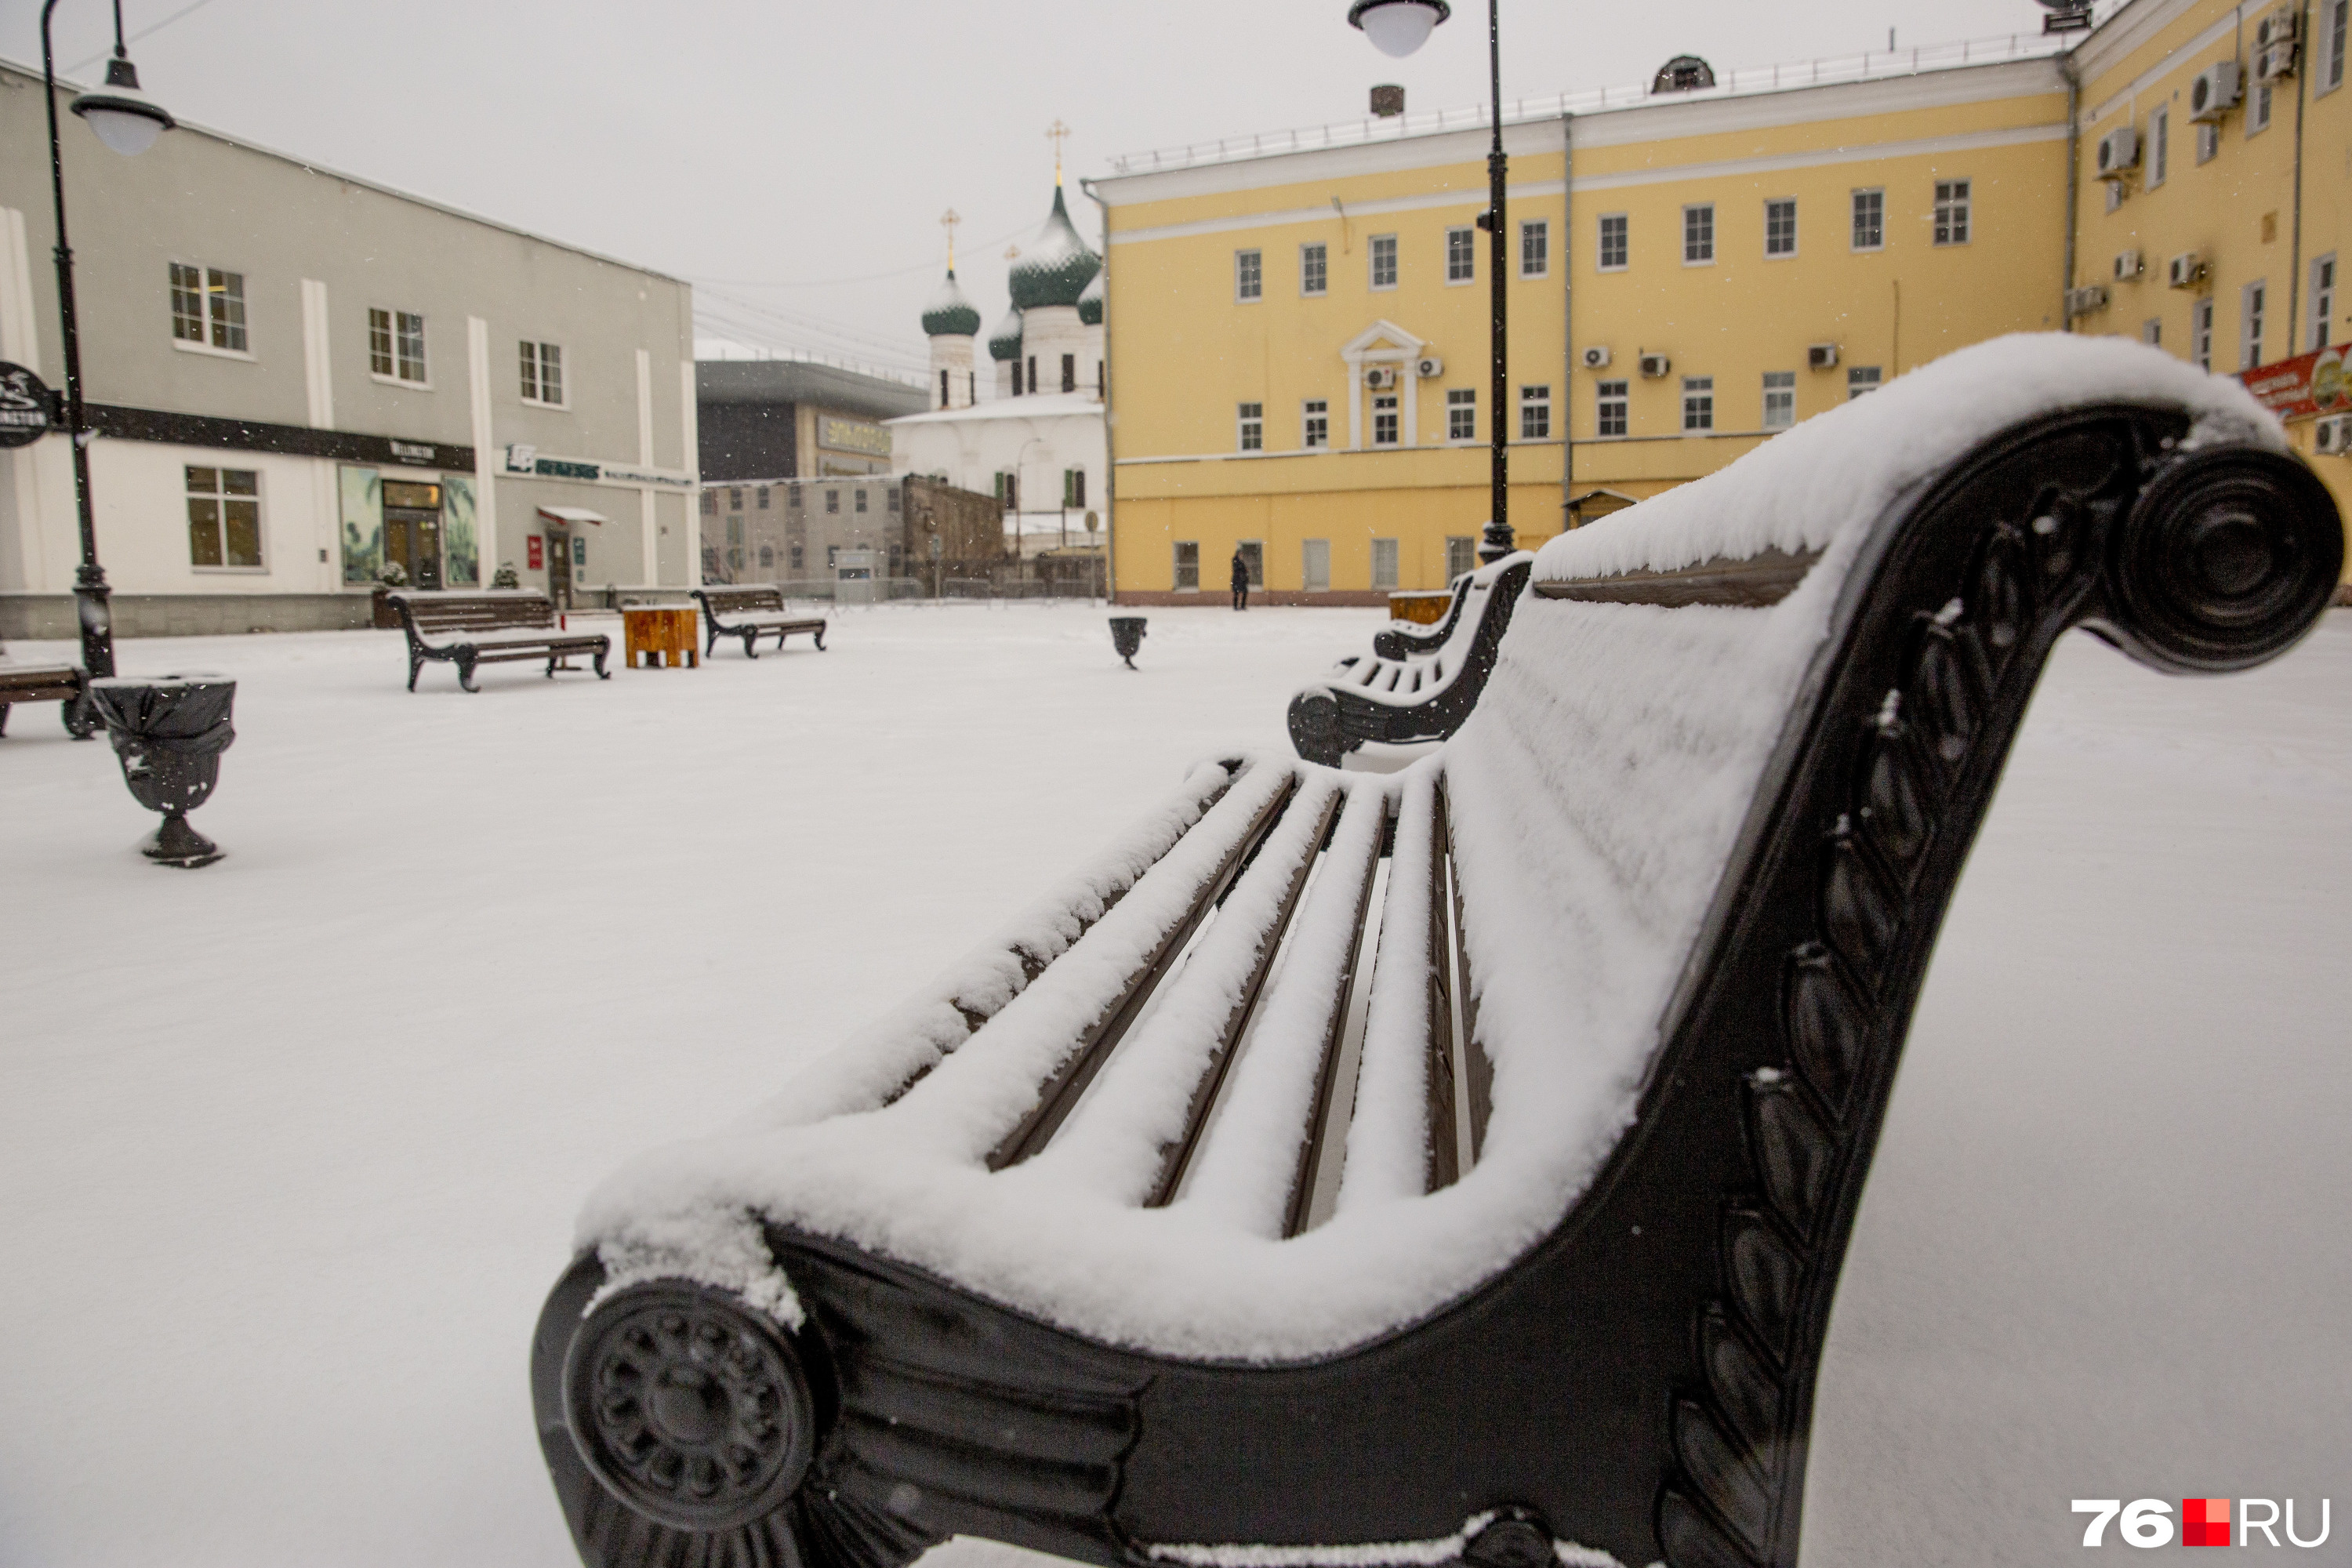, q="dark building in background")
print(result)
[696,361,926,482]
